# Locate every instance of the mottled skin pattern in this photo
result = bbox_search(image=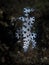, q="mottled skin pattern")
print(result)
[18,7,37,52]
